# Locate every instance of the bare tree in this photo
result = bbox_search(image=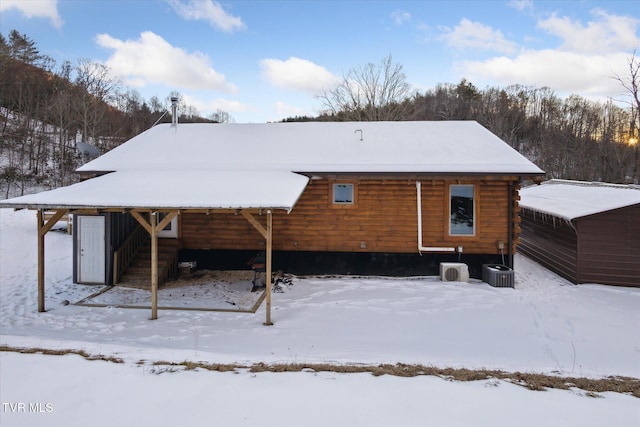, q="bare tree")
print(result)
[318,55,413,121]
[612,51,640,183]
[73,59,120,143]
[210,109,233,123]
